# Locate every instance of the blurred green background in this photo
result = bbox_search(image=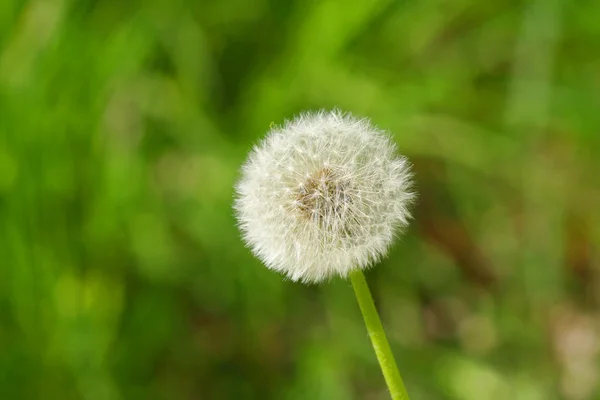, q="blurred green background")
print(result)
[1,0,599,399]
